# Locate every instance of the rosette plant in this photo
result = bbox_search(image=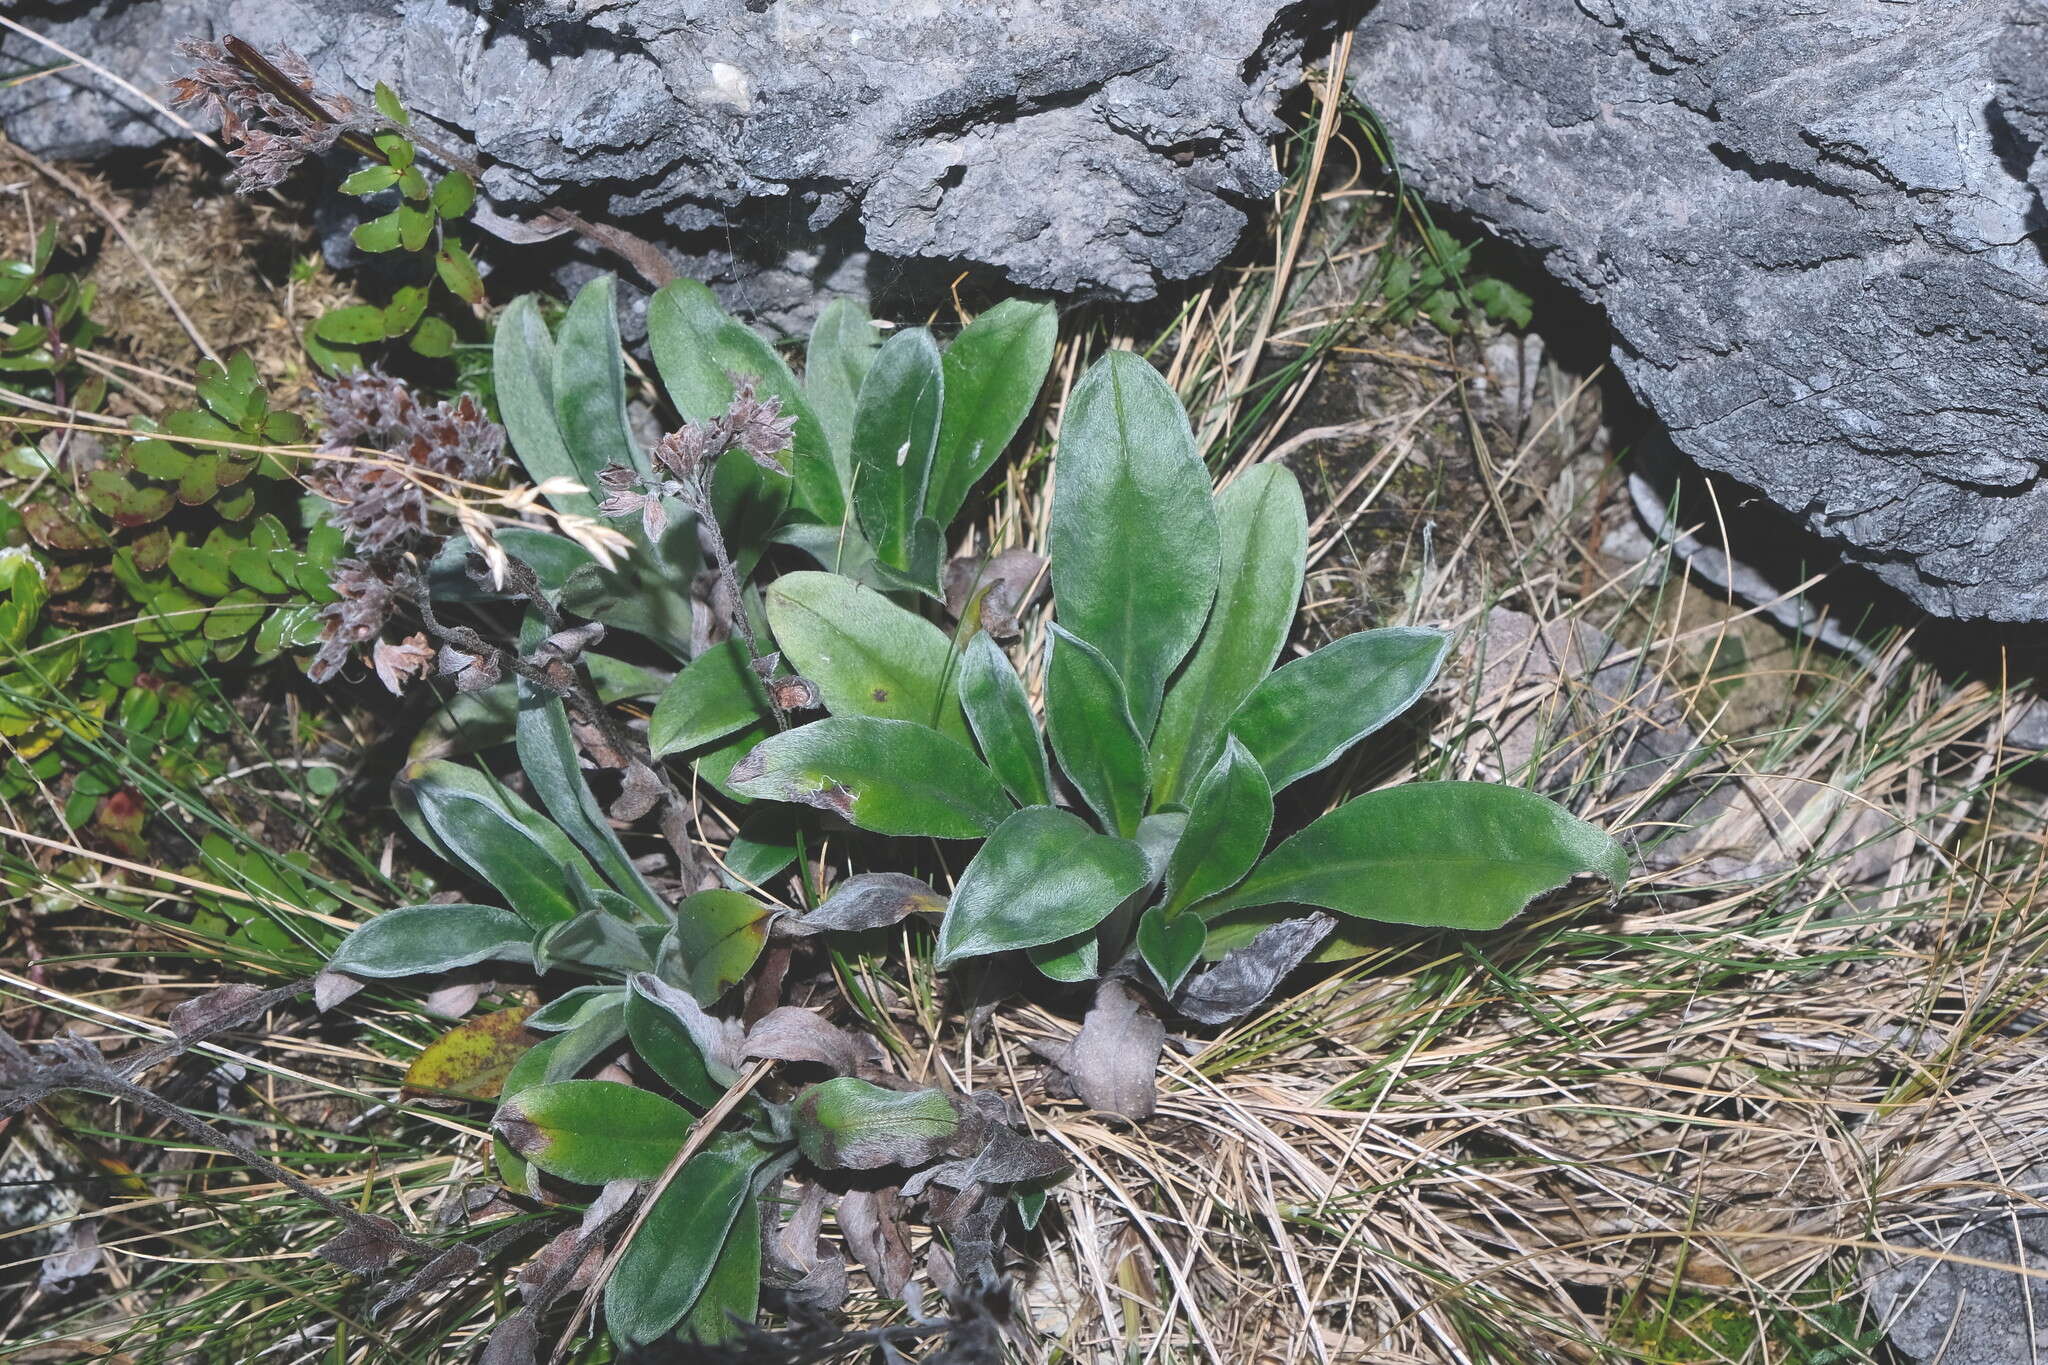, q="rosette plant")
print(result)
[725,349,1628,1025]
